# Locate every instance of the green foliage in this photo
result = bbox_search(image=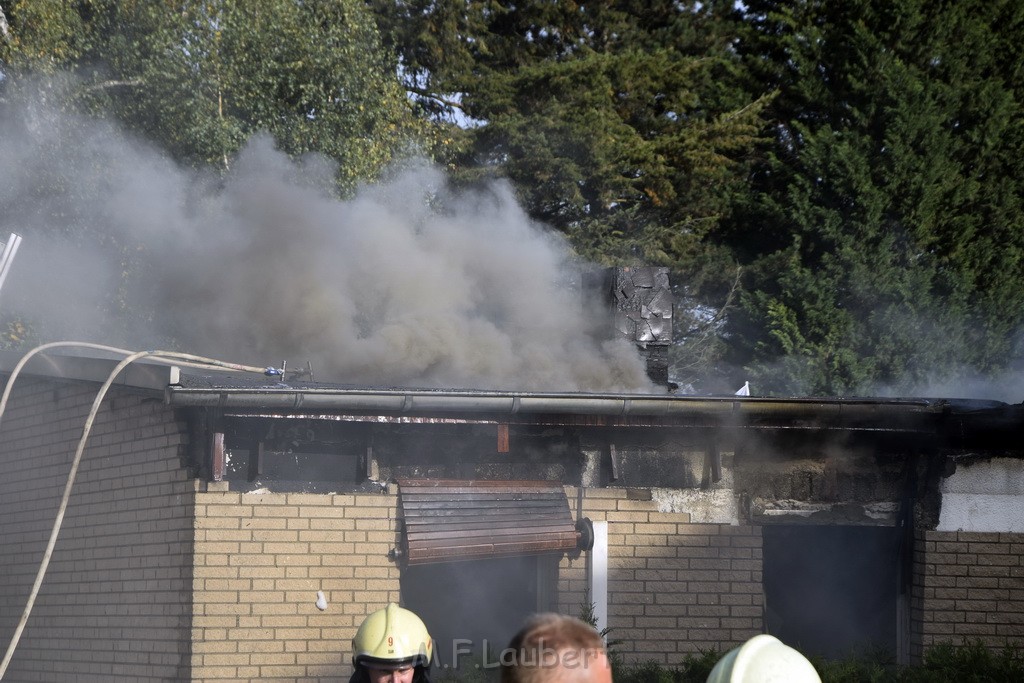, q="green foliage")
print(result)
[3,1,424,193]
[7,0,1024,395]
[722,0,1024,395]
[901,641,1024,683]
[613,651,723,683]
[0,318,36,351]
[0,1,87,74]
[101,0,423,189]
[373,0,773,388]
